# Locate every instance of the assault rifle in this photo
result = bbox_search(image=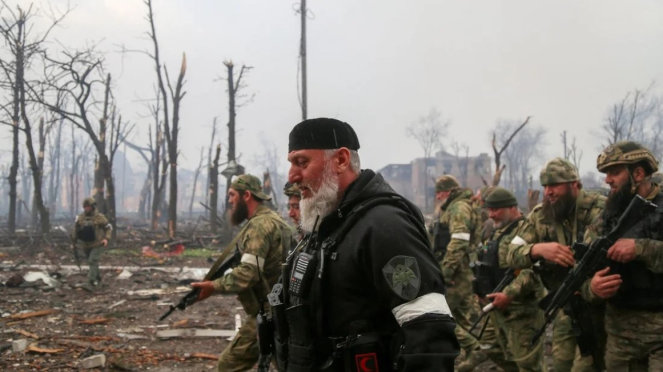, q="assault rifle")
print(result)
[467,268,517,340]
[531,195,658,348]
[158,245,242,321]
[70,236,81,271]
